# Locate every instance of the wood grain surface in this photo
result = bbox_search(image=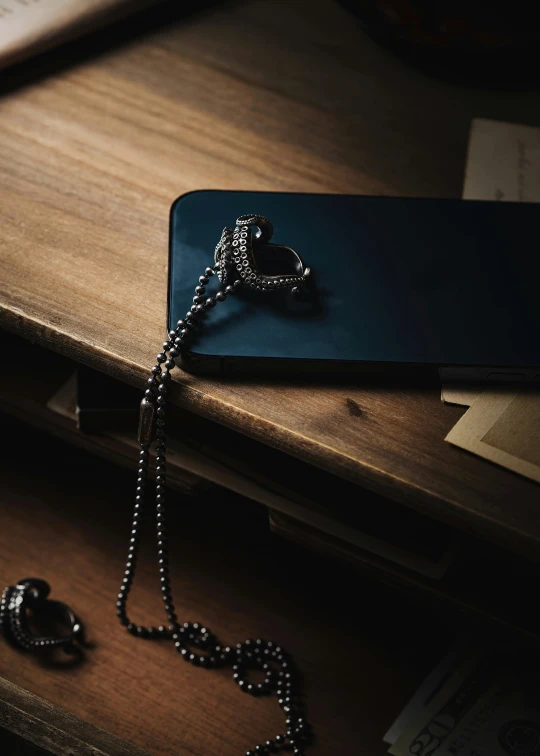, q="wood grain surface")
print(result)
[0,677,150,756]
[4,336,540,645]
[1,1,540,545]
[0,419,455,755]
